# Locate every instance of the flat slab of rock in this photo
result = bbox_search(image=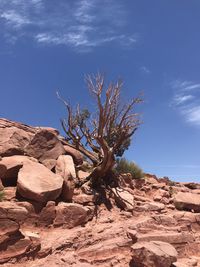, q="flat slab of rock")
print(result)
[131,241,177,267]
[78,237,132,264]
[54,203,89,228]
[138,231,194,245]
[135,201,165,212]
[174,192,200,212]
[17,161,63,203]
